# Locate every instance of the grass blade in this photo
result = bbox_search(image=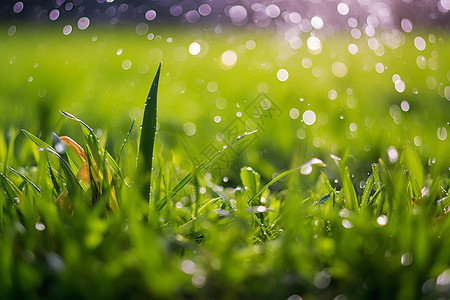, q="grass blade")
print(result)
[331,153,359,211]
[0,163,41,194]
[45,148,82,198]
[156,130,258,212]
[117,116,136,164]
[248,158,326,205]
[137,63,161,201]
